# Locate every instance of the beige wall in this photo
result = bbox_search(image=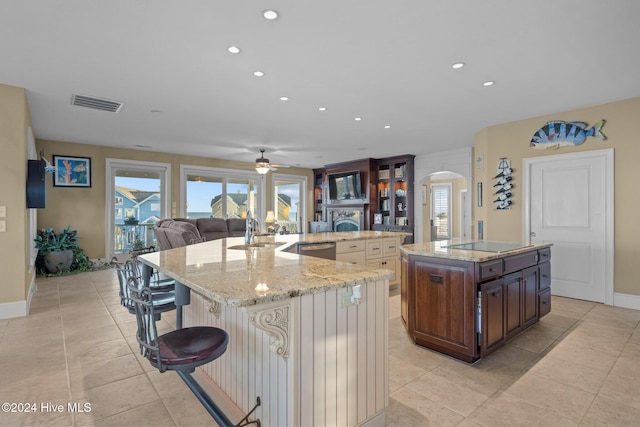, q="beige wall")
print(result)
[0,84,33,305]
[473,96,640,295]
[36,139,314,259]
